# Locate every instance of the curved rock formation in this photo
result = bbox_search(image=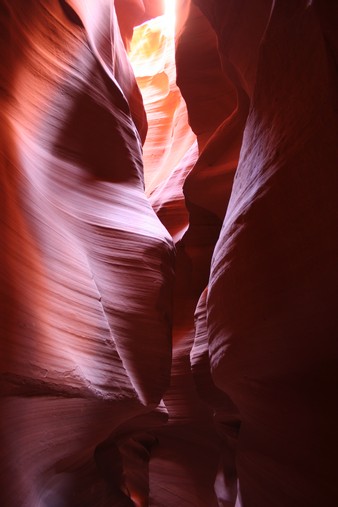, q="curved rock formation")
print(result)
[1,0,338,506]
[206,2,338,506]
[1,1,173,505]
